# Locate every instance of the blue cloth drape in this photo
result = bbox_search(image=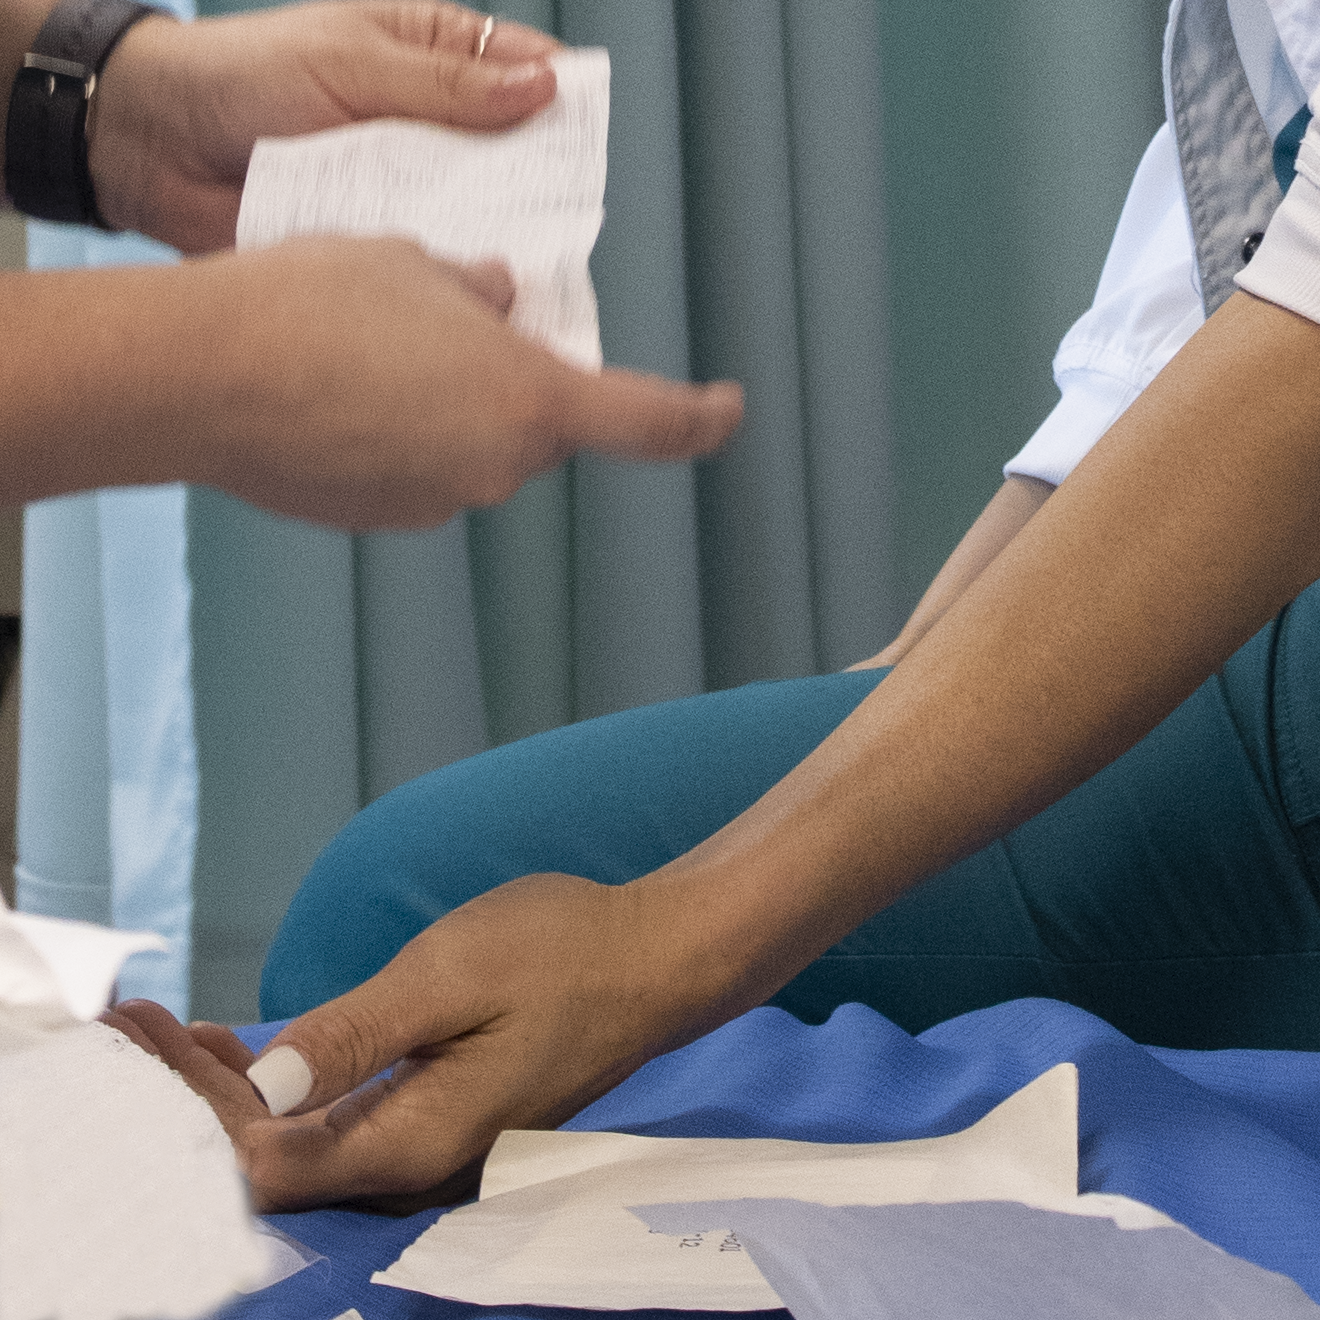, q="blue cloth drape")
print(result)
[222,999,1320,1318]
